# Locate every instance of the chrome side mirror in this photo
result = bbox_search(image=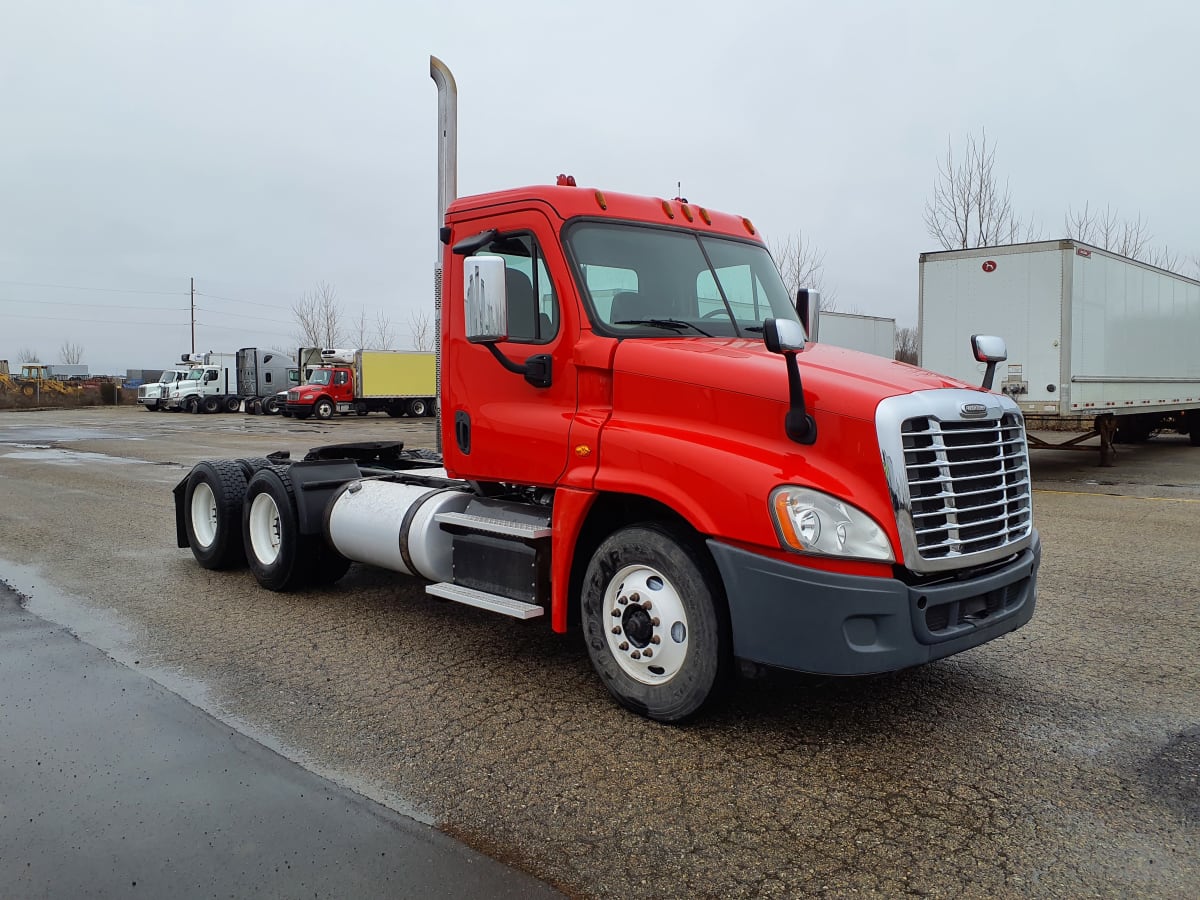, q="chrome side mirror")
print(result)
[463,255,508,343]
[970,334,1007,390]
